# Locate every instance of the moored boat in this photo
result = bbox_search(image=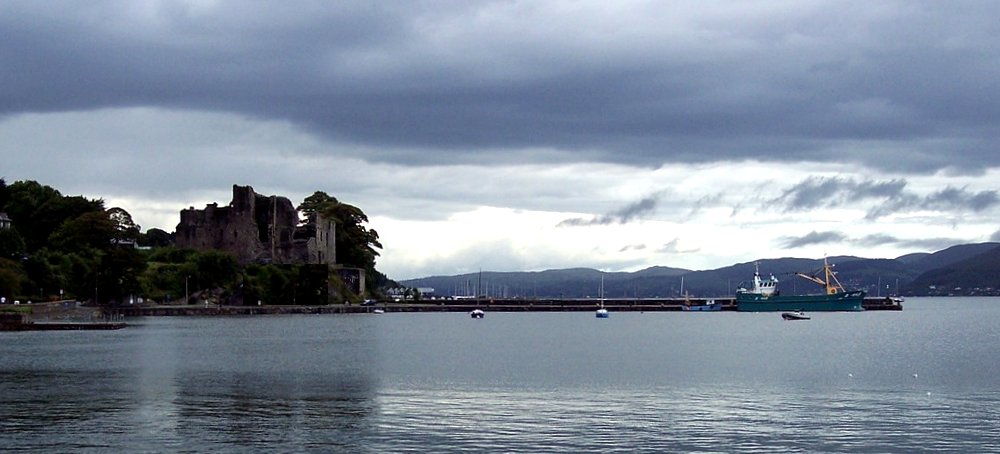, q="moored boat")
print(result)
[781,311,810,320]
[595,273,609,318]
[470,309,485,319]
[683,299,722,311]
[736,258,865,312]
